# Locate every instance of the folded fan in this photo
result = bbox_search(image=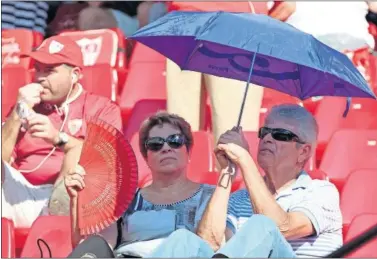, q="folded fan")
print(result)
[77,118,138,236]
